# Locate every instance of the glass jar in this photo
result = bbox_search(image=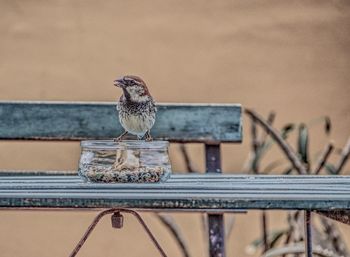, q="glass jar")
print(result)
[78,140,171,183]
